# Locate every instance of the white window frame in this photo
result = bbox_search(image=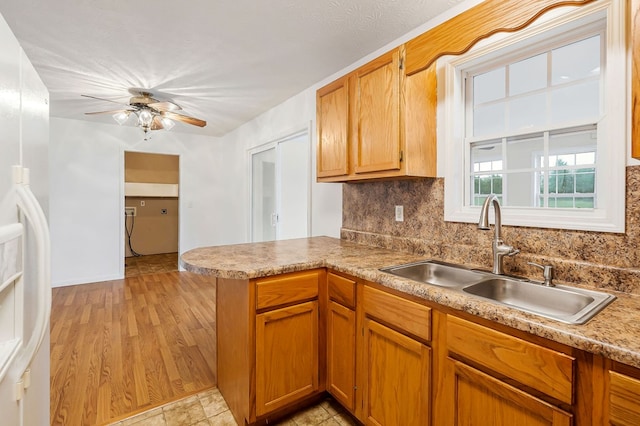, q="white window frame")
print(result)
[442,0,627,233]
